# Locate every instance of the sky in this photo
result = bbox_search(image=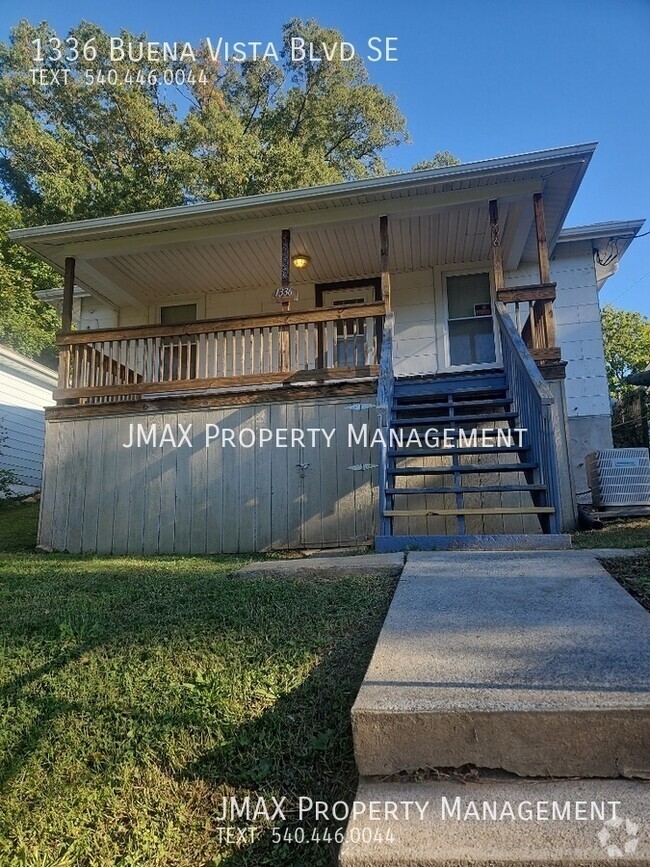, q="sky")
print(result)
[3,0,649,314]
